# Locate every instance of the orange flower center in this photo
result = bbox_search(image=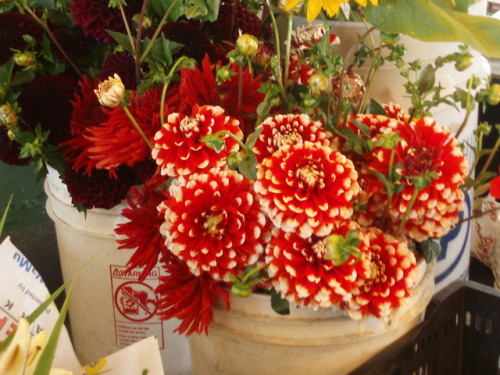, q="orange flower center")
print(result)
[273,131,302,148]
[295,163,324,189]
[180,117,200,134]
